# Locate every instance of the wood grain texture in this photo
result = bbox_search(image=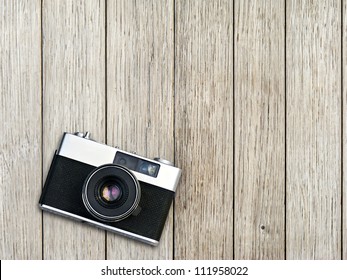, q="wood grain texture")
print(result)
[106,0,174,259]
[286,0,341,259]
[234,0,285,259]
[0,0,42,259]
[42,0,106,259]
[174,0,233,259]
[1,0,347,260]
[343,0,347,261]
